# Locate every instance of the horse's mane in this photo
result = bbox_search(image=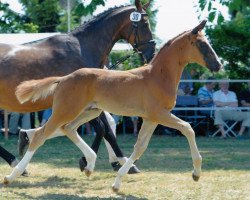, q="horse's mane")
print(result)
[71,5,133,34]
